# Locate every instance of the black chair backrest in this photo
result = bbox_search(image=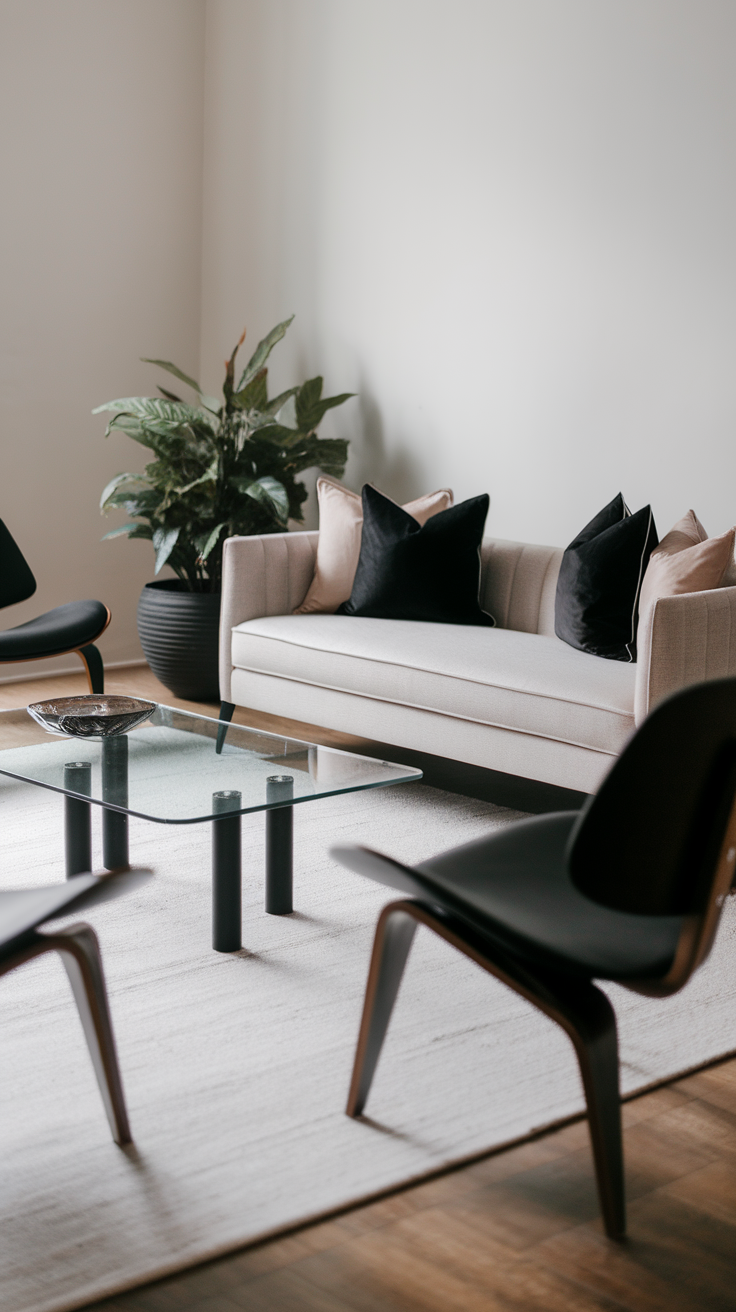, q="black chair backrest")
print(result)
[568,678,736,917]
[0,518,36,610]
